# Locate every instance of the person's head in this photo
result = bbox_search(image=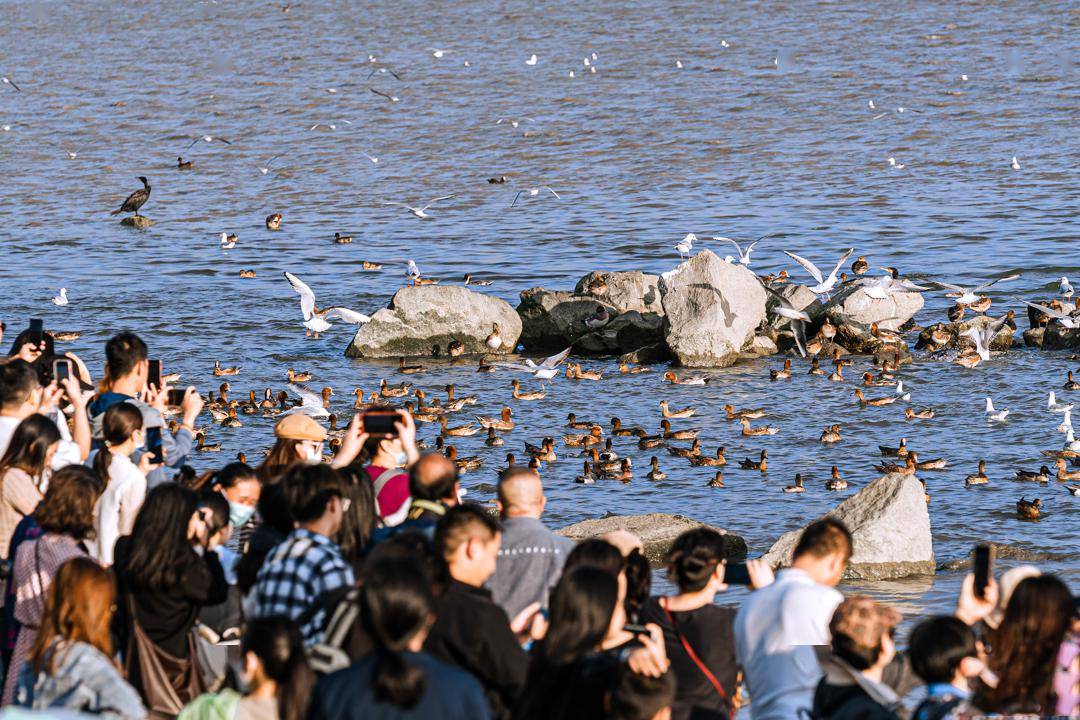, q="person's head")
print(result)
[665,527,730,595]
[979,574,1074,713]
[359,548,437,709]
[910,616,983,692]
[563,538,642,620]
[564,538,625,578]
[0,359,42,417]
[409,452,458,505]
[791,517,852,586]
[540,565,621,664]
[123,483,201,591]
[372,530,450,600]
[240,616,315,720]
[361,426,407,468]
[434,503,500,586]
[335,466,377,566]
[93,402,143,485]
[496,467,546,518]
[35,465,103,542]
[259,415,327,481]
[985,564,1041,630]
[198,461,261,529]
[197,490,232,546]
[607,664,676,720]
[31,557,116,675]
[0,413,61,482]
[282,462,347,537]
[101,331,148,391]
[829,596,901,675]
